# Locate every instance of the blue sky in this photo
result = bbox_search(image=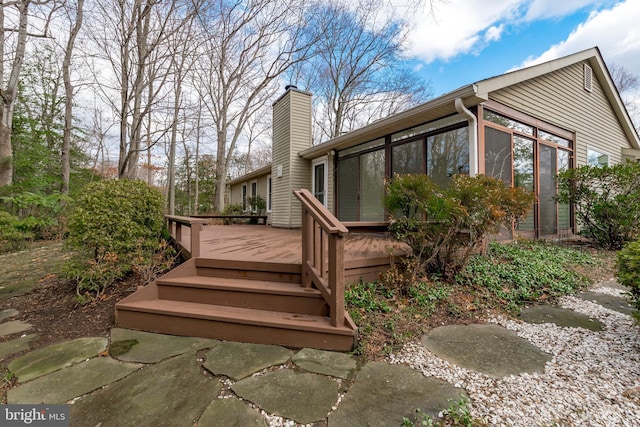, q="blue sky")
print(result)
[401,0,640,100]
